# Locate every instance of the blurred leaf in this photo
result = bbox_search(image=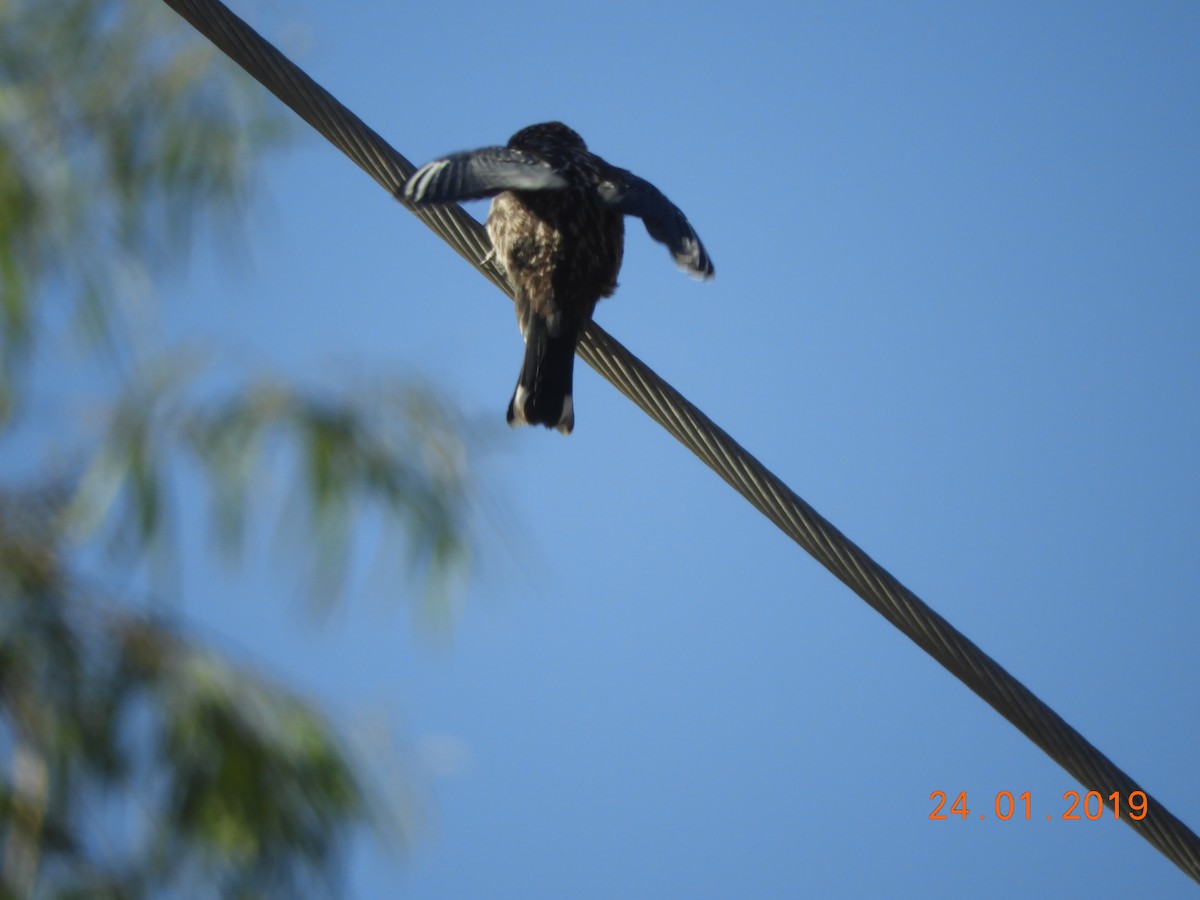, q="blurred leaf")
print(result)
[0,1,478,895]
[1,485,381,897]
[69,359,473,613]
[156,651,365,888]
[0,0,289,406]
